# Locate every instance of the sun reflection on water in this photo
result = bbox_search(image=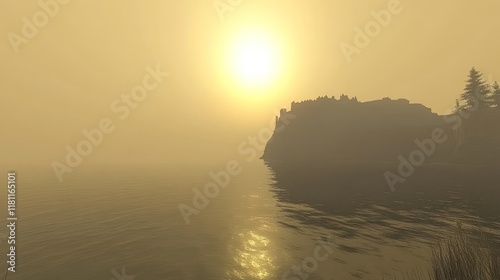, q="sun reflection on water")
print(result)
[228,230,277,279]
